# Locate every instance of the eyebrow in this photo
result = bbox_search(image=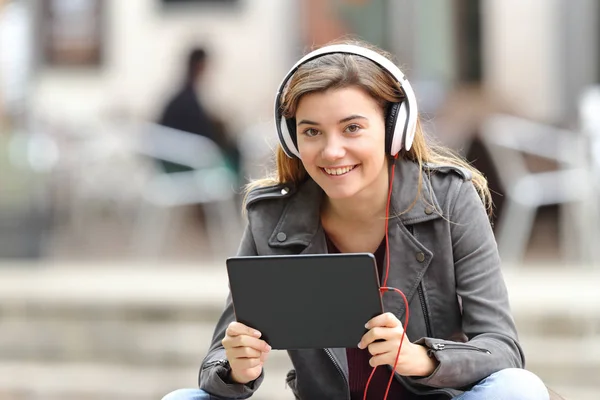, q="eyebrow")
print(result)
[297,114,368,126]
